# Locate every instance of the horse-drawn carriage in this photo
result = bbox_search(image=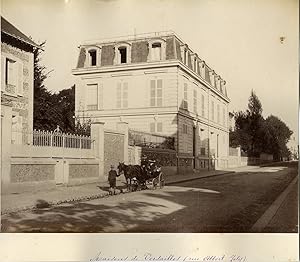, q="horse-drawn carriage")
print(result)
[117,158,165,192]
